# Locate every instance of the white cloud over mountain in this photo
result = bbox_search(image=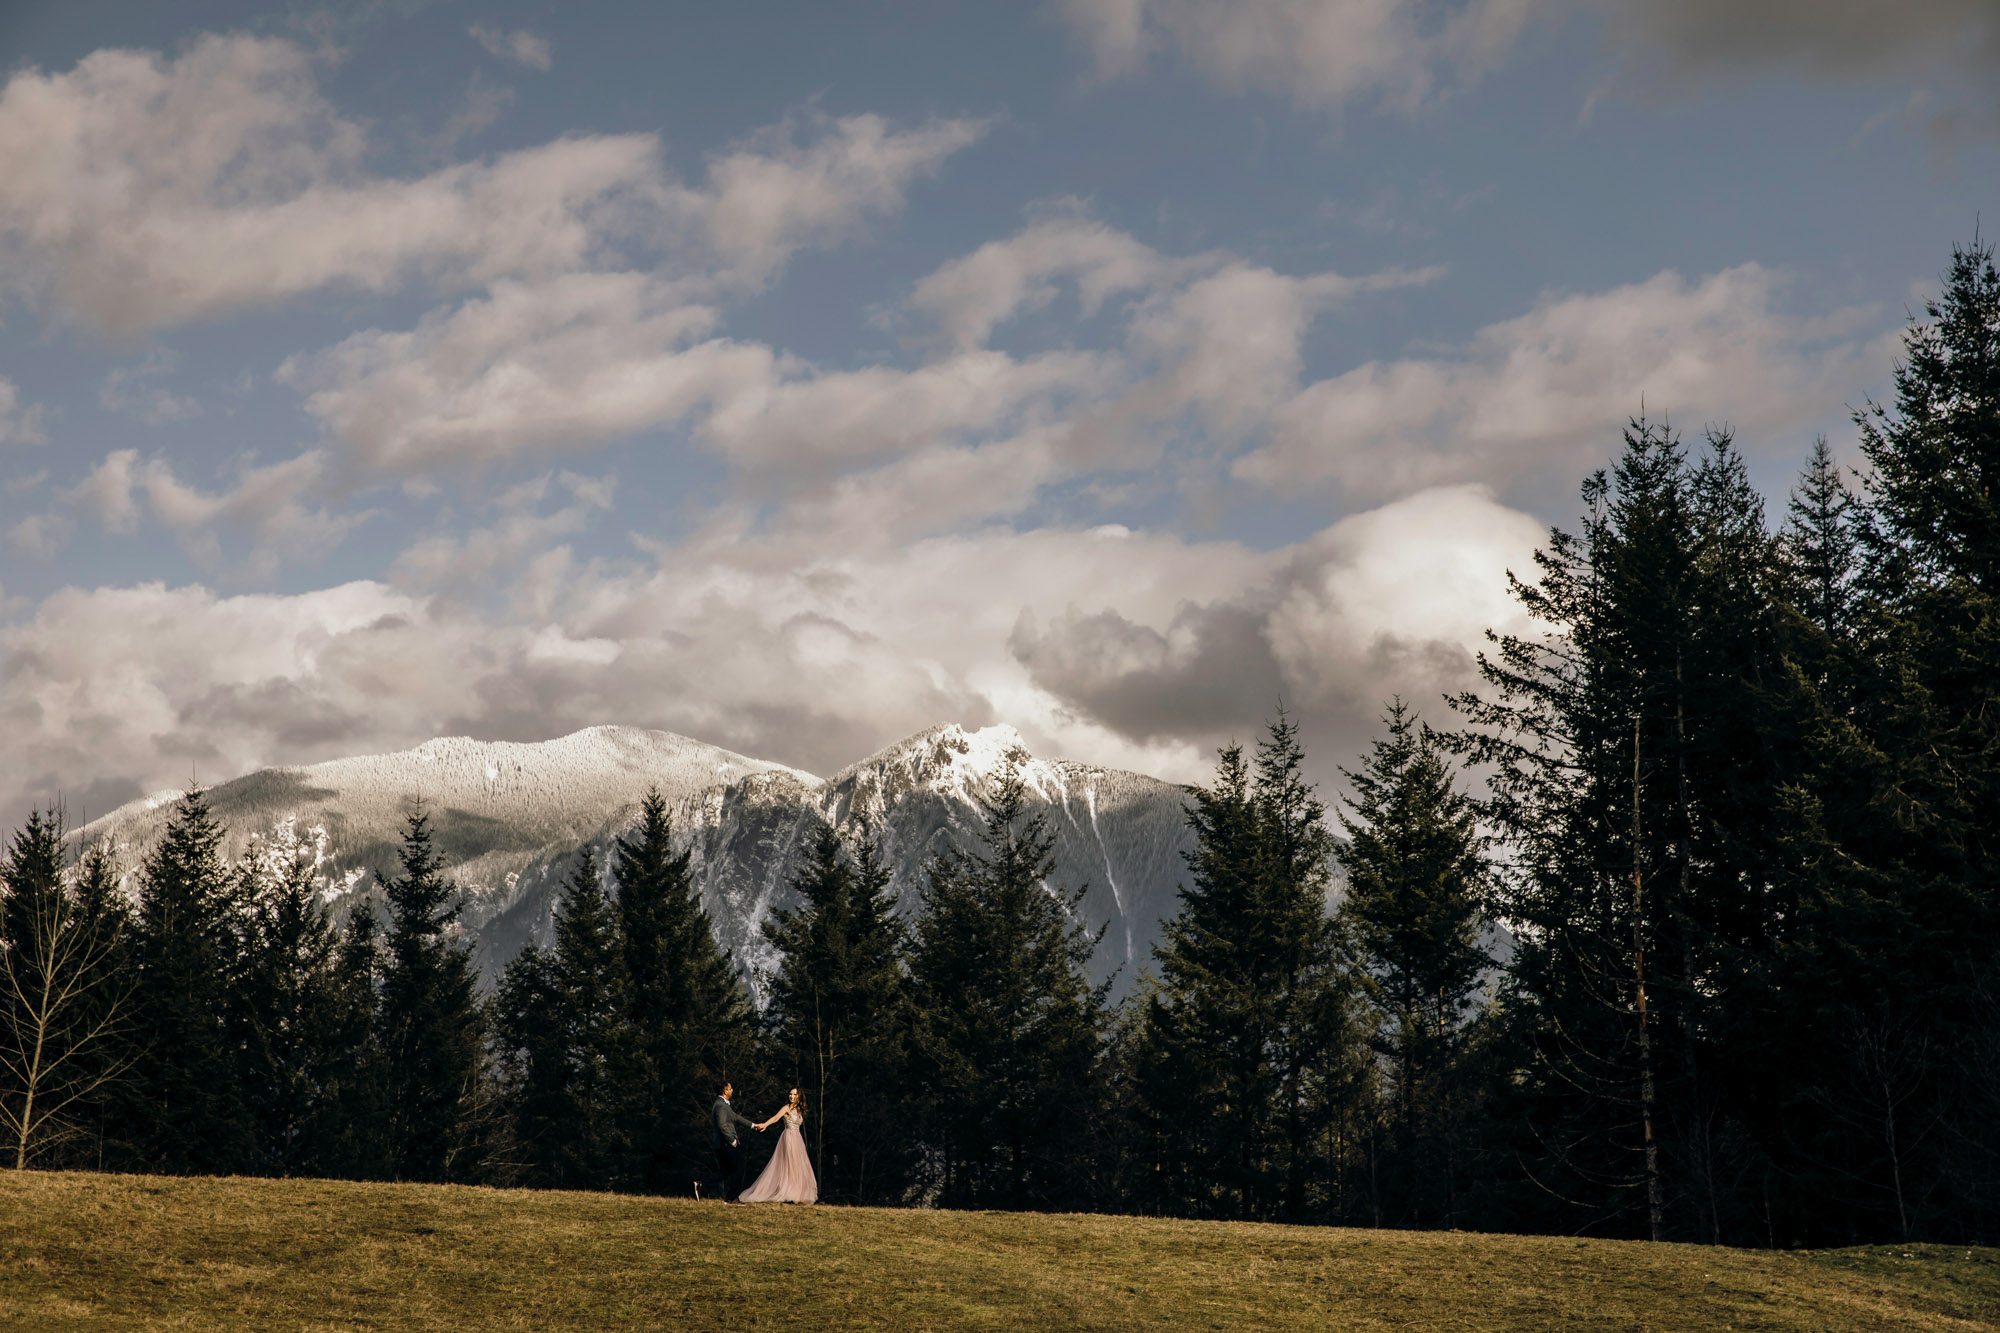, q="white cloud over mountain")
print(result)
[0,483,1546,830]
